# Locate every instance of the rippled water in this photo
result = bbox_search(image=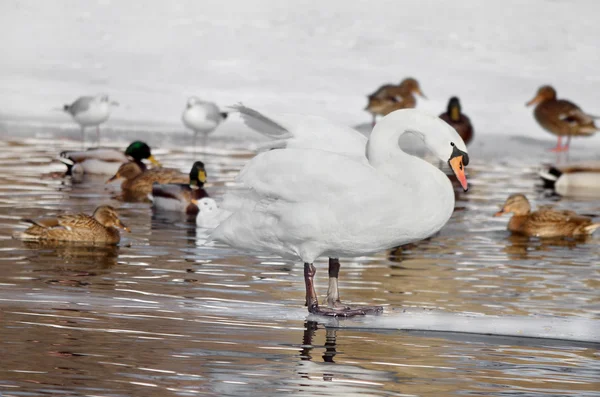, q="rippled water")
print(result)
[0,130,599,397]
